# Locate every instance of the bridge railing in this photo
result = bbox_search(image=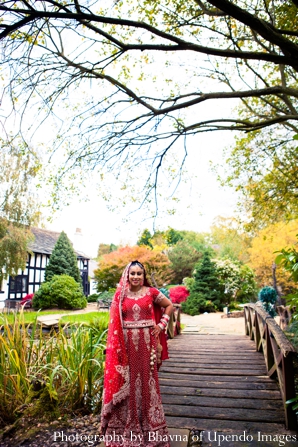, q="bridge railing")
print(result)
[167,303,181,339]
[244,303,297,430]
